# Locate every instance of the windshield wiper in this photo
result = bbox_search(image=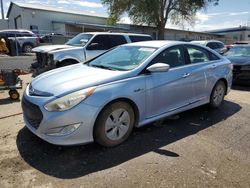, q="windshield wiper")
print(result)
[90,65,116,70]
